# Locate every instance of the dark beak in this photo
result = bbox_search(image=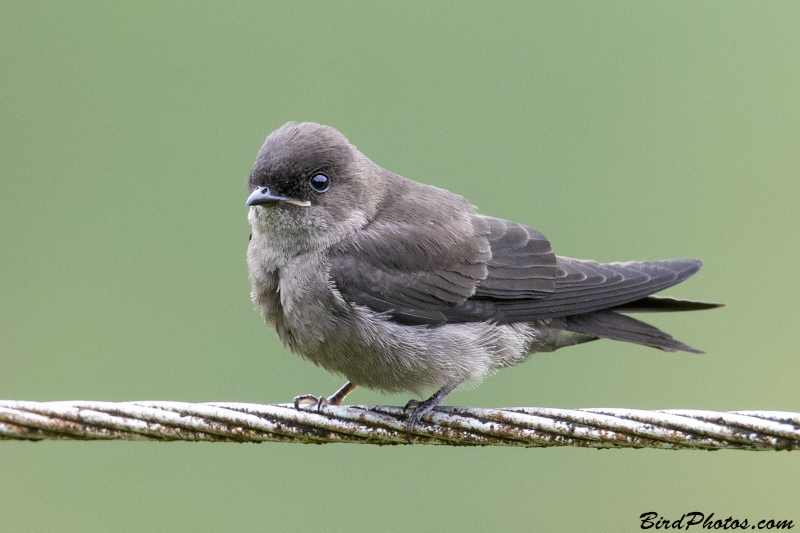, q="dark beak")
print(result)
[246,187,310,207]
